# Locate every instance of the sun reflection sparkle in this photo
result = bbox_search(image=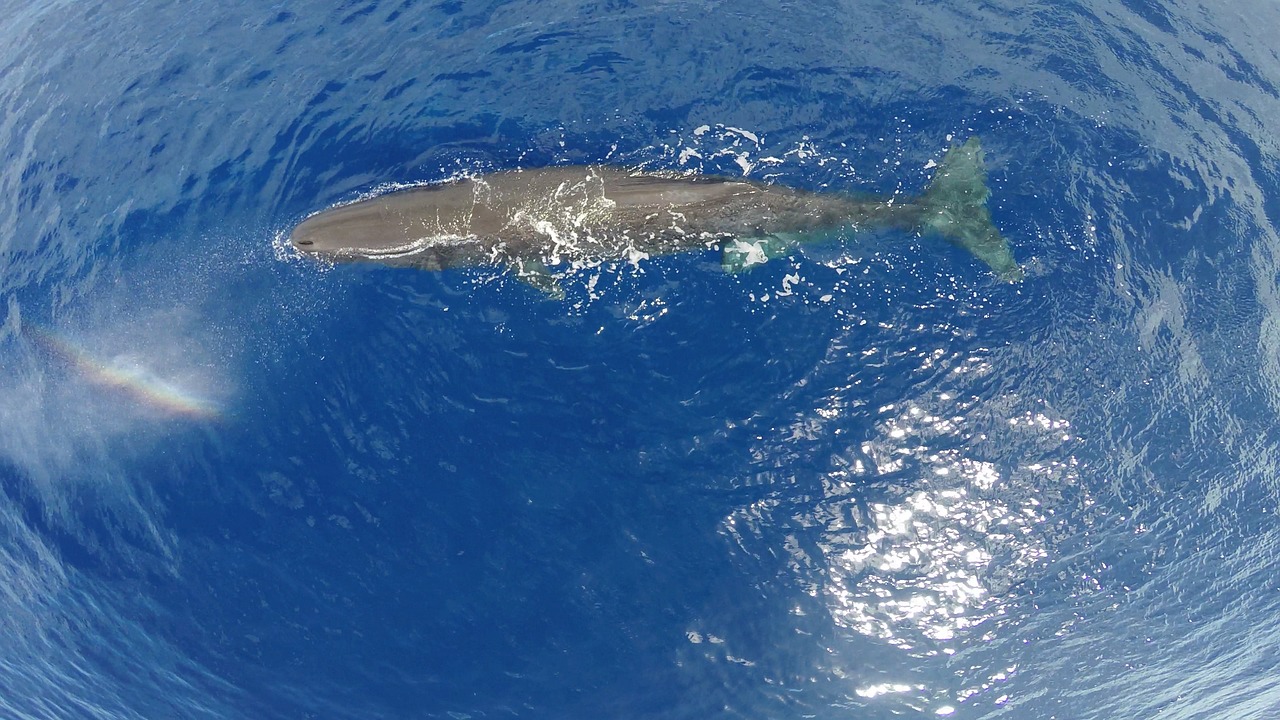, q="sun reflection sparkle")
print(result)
[813,394,1079,682]
[720,380,1082,712]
